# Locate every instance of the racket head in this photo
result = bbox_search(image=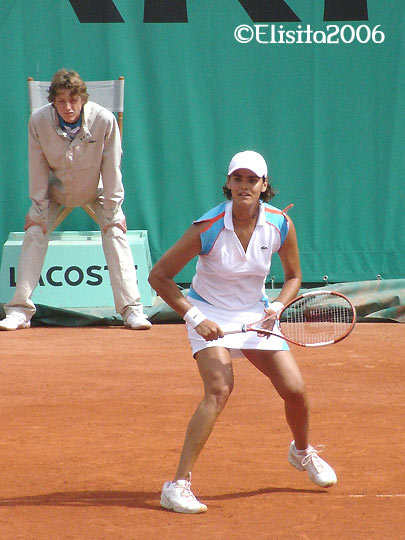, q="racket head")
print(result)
[277,291,356,347]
